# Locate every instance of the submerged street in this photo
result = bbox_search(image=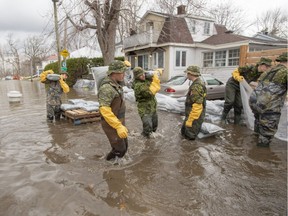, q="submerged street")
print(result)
[0,80,287,216]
